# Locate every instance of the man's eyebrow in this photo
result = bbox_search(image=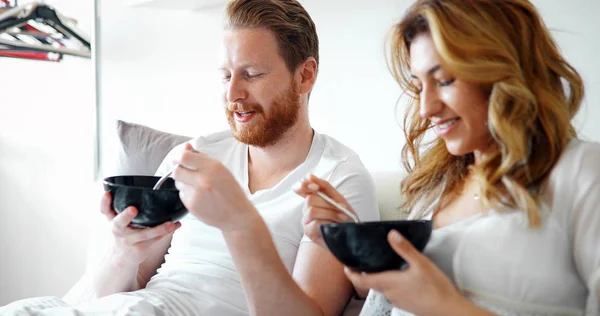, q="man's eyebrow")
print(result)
[410,64,441,79]
[218,62,261,71]
[238,62,260,68]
